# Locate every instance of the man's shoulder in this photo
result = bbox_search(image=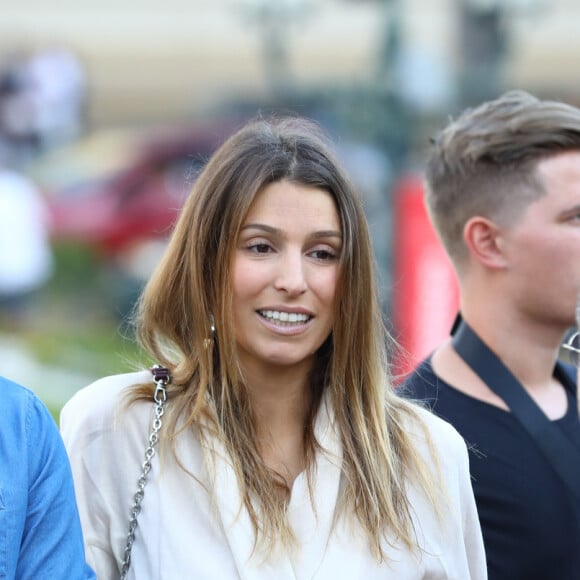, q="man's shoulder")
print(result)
[0,374,32,400]
[556,360,577,392]
[0,375,44,421]
[399,359,441,403]
[398,358,476,429]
